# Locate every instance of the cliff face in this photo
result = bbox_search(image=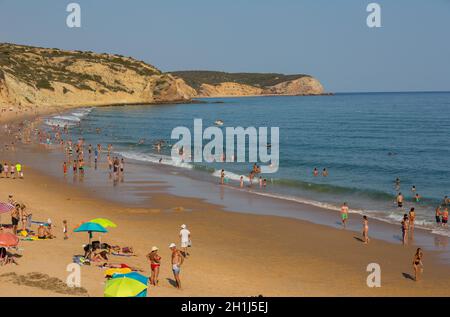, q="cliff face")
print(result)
[171,71,325,97]
[0,43,195,109]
